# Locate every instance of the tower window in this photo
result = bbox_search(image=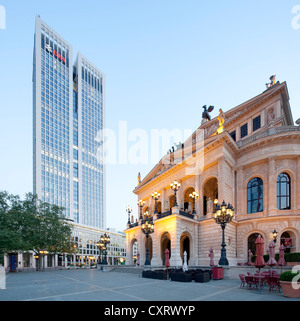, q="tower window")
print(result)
[253,115,261,132]
[241,123,248,138]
